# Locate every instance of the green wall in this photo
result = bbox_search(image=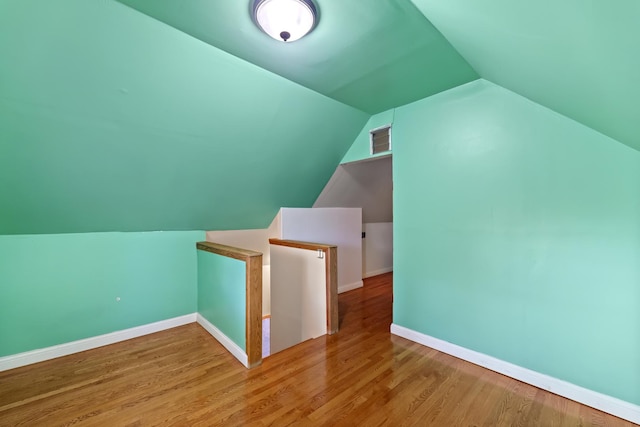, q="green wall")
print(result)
[341,110,396,164]
[0,0,368,235]
[391,80,640,405]
[0,231,203,357]
[197,251,247,351]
